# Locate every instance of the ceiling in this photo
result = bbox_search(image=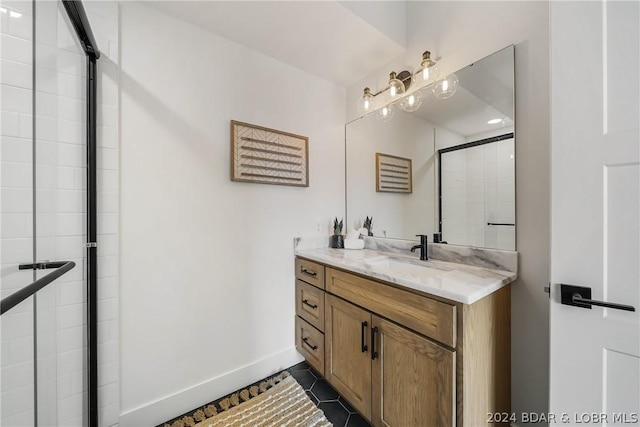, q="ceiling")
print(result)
[147,1,407,87]
[145,1,513,137]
